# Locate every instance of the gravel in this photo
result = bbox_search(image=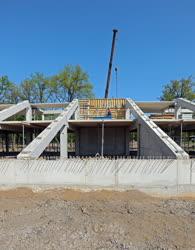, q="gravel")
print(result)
[0,188,194,249]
